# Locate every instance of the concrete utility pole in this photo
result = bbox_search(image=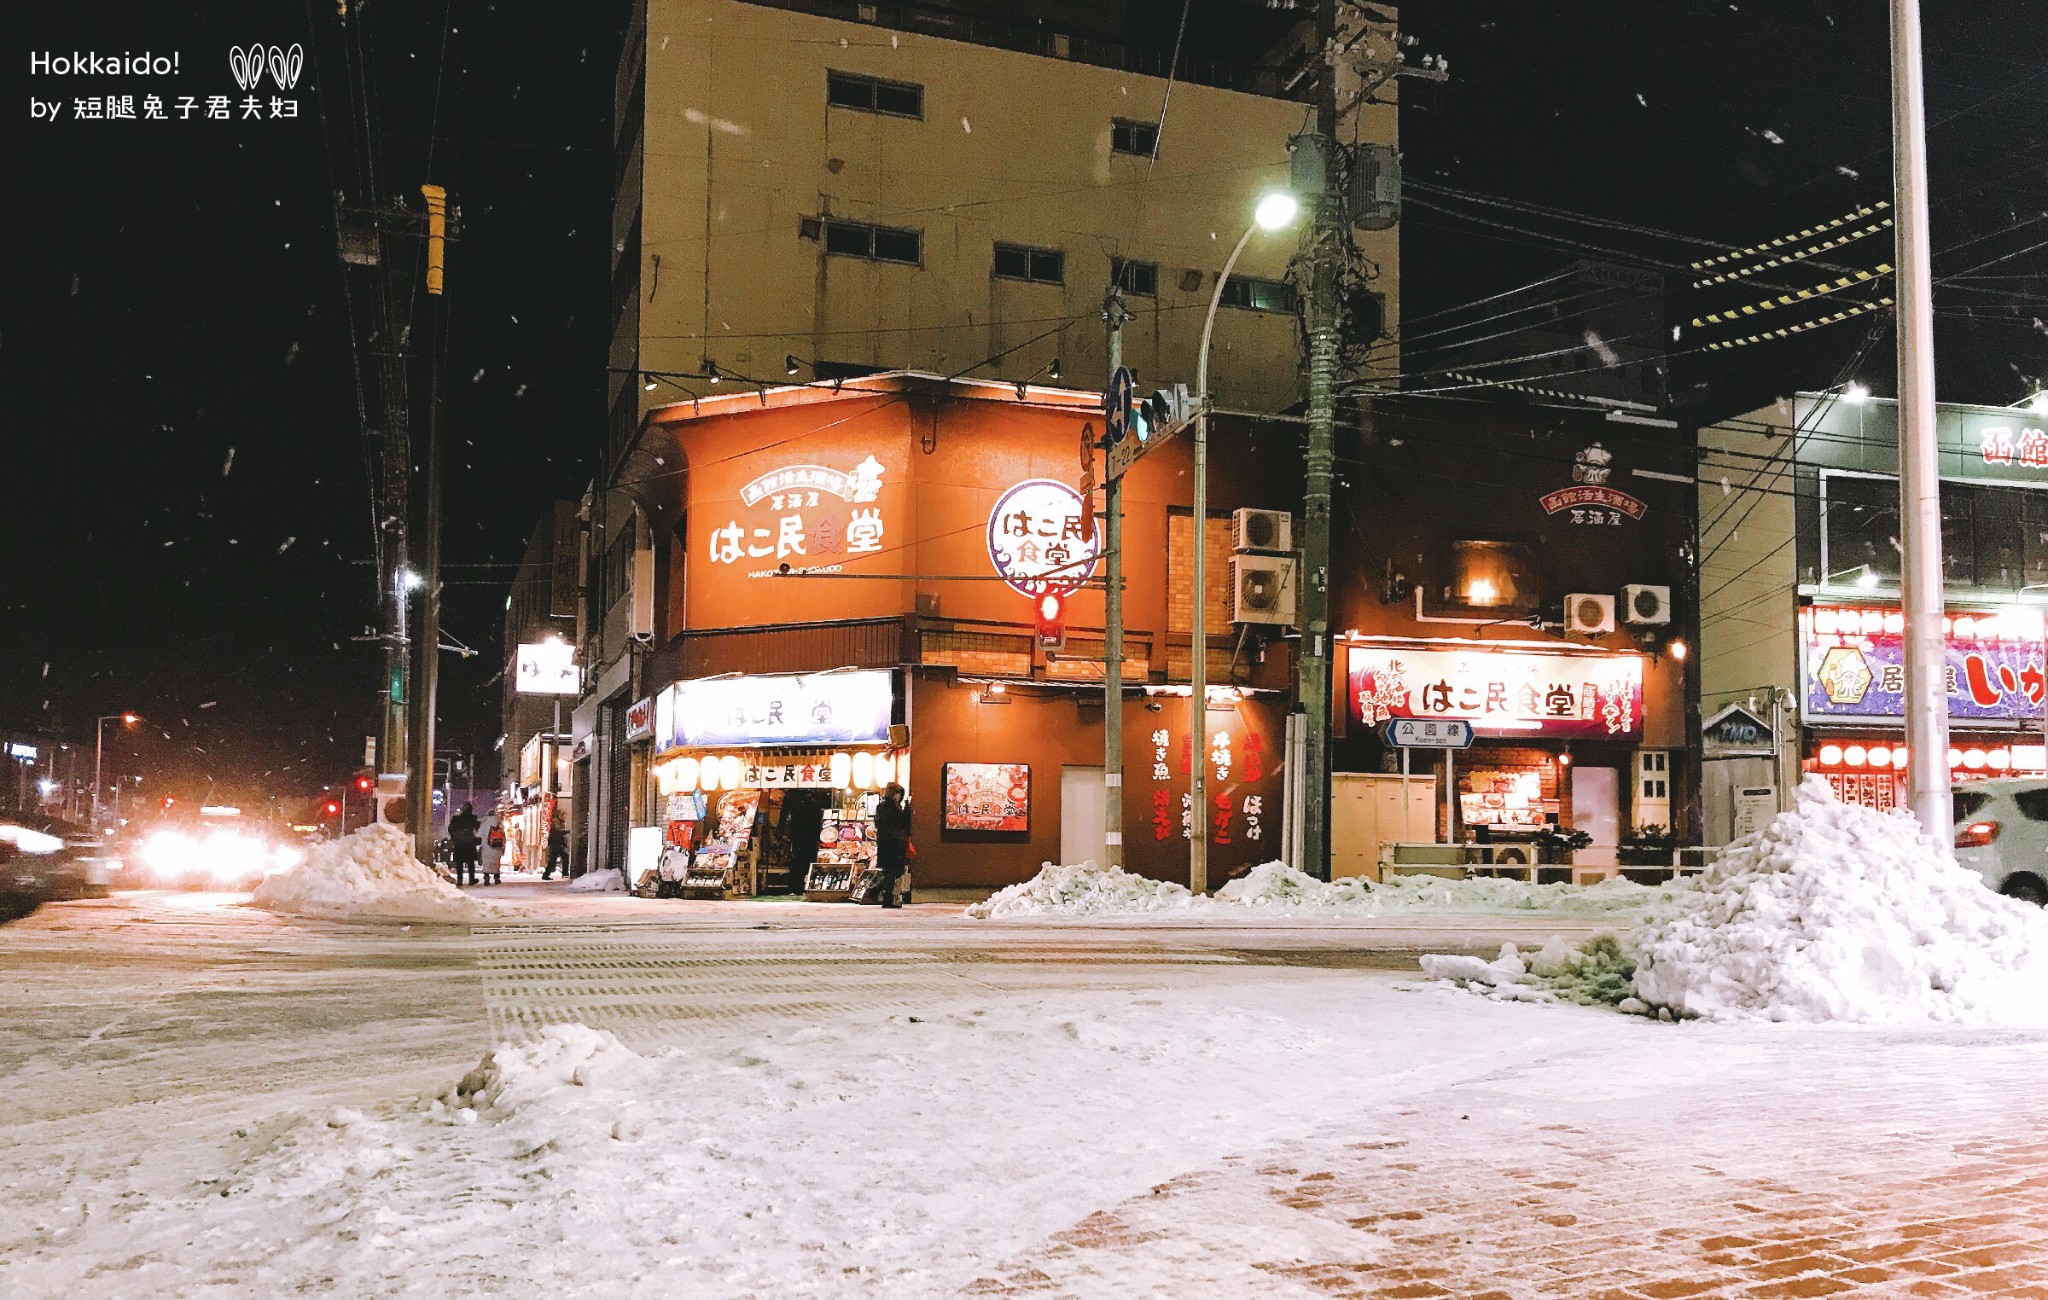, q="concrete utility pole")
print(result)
[1889,0,1951,841]
[1296,0,1346,883]
[411,183,450,863]
[1102,288,1130,870]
